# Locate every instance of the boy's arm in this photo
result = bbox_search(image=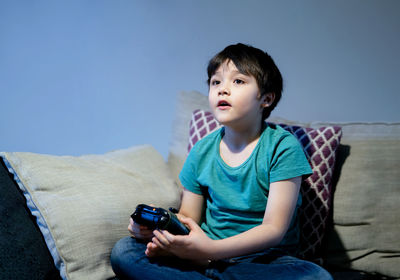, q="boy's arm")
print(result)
[154,176,301,261]
[178,188,204,224]
[206,176,301,260]
[145,188,204,258]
